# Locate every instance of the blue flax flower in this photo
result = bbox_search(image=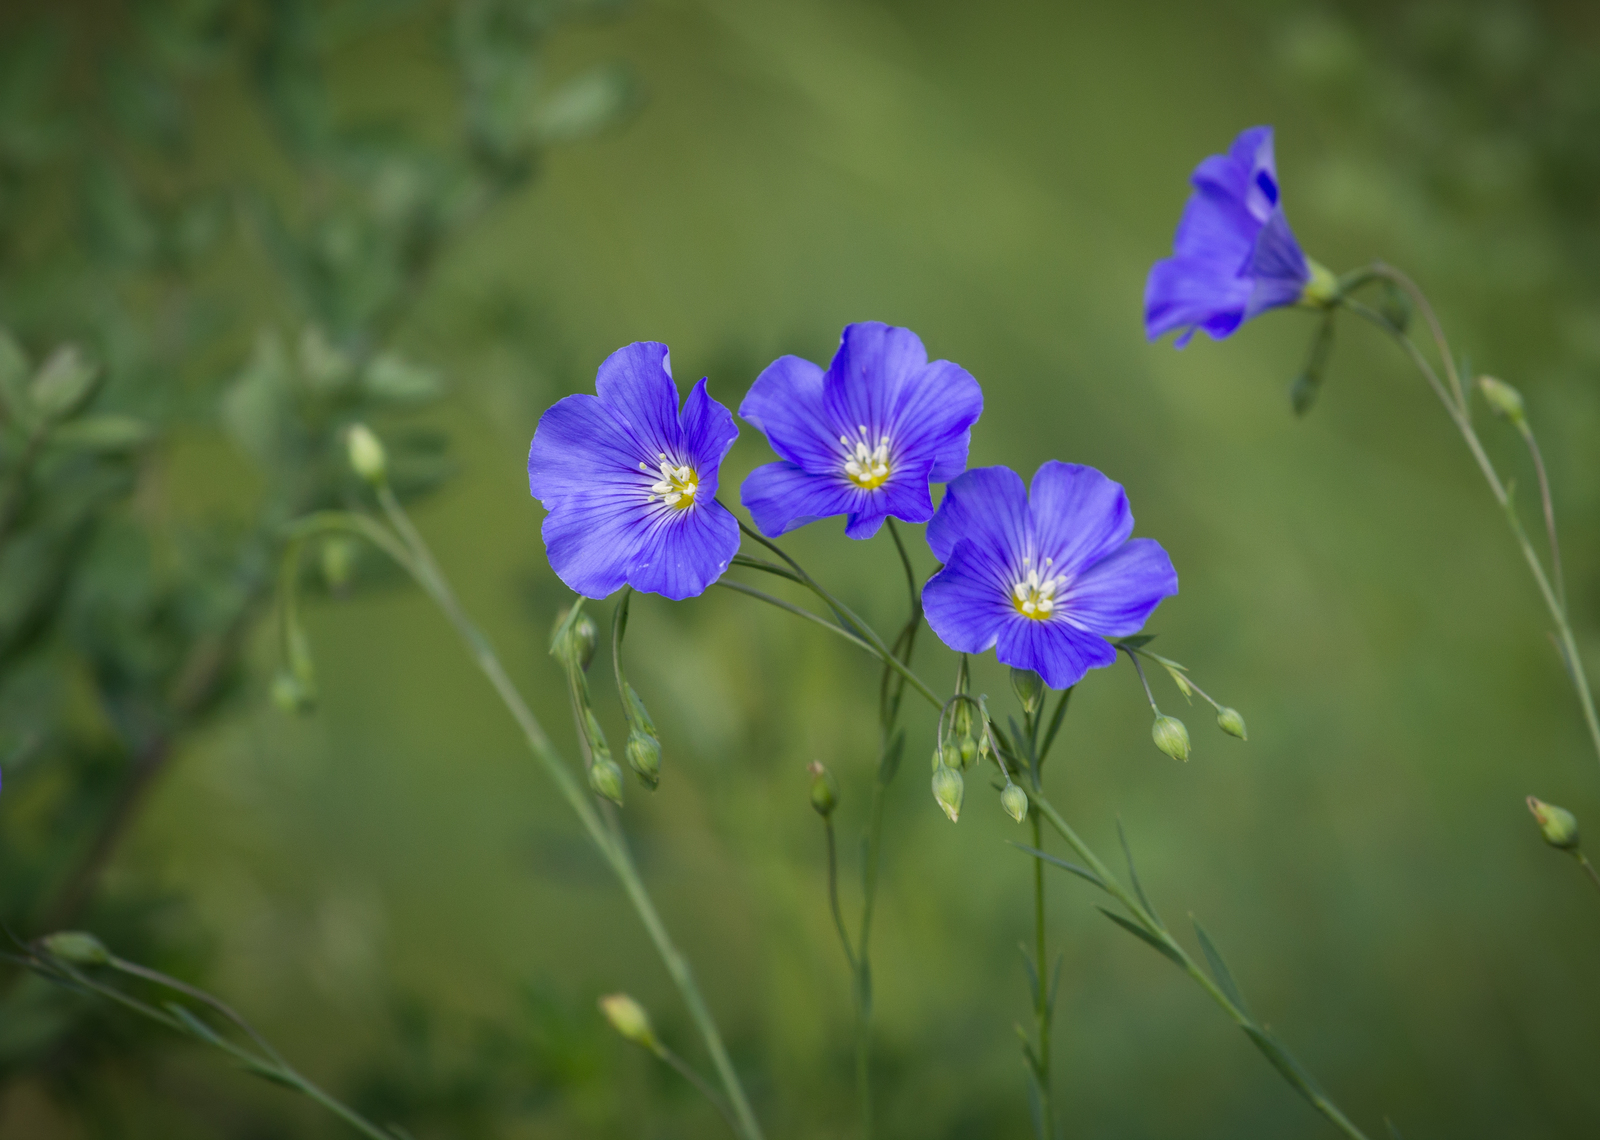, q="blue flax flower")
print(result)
[1145,125,1311,347]
[528,342,740,600]
[739,322,982,539]
[922,462,1177,690]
